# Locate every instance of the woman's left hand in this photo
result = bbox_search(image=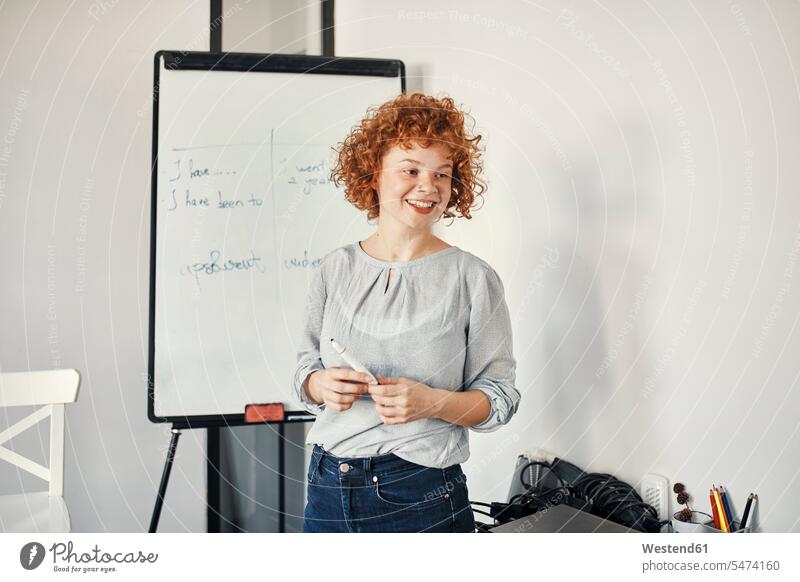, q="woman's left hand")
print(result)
[368,375,440,425]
